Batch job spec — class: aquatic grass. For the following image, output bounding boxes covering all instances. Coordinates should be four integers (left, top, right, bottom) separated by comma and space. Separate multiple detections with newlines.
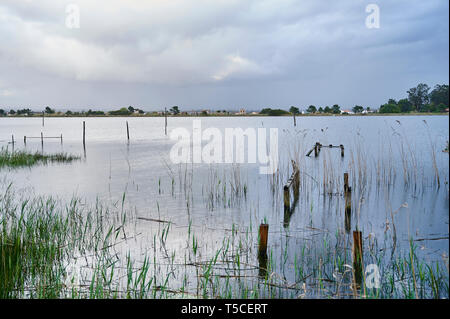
0, 148, 80, 169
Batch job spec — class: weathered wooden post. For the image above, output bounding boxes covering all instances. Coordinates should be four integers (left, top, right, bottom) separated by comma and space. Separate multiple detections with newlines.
60, 134, 63, 144
345, 191, 352, 234
293, 169, 300, 199
24, 136, 27, 145
164, 107, 168, 136
340, 144, 344, 157
40, 132, 43, 145
344, 172, 351, 193
293, 112, 296, 127
283, 185, 290, 213
314, 142, 322, 157
42, 111, 45, 127
258, 224, 269, 257
258, 223, 269, 277
126, 121, 130, 141
352, 230, 363, 286
83, 121, 86, 148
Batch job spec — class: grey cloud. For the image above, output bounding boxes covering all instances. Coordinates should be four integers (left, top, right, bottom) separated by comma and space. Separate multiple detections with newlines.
0, 0, 448, 110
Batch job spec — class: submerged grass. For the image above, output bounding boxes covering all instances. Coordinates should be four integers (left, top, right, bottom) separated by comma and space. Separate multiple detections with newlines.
1, 180, 448, 299
0, 148, 80, 169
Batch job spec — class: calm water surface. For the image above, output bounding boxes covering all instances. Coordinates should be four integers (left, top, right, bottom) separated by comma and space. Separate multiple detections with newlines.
1, 115, 448, 297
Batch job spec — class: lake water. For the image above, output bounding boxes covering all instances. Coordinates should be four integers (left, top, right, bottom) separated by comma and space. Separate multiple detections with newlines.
0, 115, 448, 298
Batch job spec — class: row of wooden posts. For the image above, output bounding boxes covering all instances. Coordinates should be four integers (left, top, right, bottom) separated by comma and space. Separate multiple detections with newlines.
9, 133, 63, 147
306, 142, 345, 157
12, 116, 169, 151
257, 169, 364, 286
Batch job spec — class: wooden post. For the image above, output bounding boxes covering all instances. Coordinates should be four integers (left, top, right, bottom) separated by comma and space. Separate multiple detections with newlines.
258, 224, 269, 278
164, 107, 168, 136
344, 172, 351, 193
345, 192, 352, 234
11, 135, 14, 145
293, 112, 296, 127
314, 142, 322, 157
352, 230, 363, 286
40, 132, 43, 144
42, 111, 44, 127
258, 224, 269, 257
293, 169, 300, 200
24, 136, 27, 145
340, 144, 344, 157
126, 121, 130, 141
283, 185, 290, 212
60, 134, 63, 144
83, 121, 86, 147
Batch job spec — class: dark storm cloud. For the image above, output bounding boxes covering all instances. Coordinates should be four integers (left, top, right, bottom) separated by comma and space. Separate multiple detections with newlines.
0, 0, 448, 111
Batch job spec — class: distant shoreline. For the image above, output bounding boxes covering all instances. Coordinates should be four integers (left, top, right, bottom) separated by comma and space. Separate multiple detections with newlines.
1, 112, 448, 118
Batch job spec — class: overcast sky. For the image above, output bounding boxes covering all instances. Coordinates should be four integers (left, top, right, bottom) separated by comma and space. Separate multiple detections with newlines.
0, 0, 448, 111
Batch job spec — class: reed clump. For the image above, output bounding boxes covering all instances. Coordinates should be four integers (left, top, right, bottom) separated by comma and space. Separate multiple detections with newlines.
0, 148, 80, 168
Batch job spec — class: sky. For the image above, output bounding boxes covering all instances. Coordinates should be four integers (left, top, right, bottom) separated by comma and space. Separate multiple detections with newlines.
0, 0, 448, 112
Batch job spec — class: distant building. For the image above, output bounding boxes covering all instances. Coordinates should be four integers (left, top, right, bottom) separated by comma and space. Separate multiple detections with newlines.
341, 110, 354, 114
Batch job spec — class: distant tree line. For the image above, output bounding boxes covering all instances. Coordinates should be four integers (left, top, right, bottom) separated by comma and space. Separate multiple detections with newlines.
379, 83, 448, 113
1, 85, 448, 117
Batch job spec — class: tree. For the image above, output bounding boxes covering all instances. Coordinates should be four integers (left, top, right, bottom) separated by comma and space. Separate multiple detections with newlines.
289, 106, 300, 114
170, 106, 180, 115
379, 103, 400, 113
318, 107, 324, 113
260, 108, 272, 114
430, 84, 449, 107
352, 105, 364, 113
332, 104, 340, 114
109, 107, 131, 116
17, 108, 32, 115
388, 99, 397, 105
324, 106, 331, 113
0, 109, 5, 116
407, 83, 430, 111
9, 109, 16, 115
436, 103, 447, 112
306, 105, 317, 113
397, 98, 413, 113
267, 109, 289, 116
45, 106, 55, 114
87, 109, 105, 116
128, 106, 135, 113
